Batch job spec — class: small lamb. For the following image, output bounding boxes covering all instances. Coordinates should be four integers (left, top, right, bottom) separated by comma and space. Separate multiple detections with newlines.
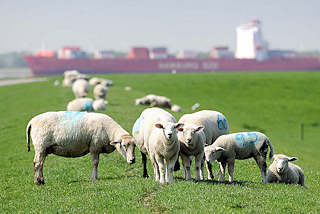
72, 79, 90, 98
171, 104, 182, 112
93, 84, 108, 100
132, 107, 182, 184
67, 98, 93, 111
26, 111, 136, 185
204, 132, 274, 183
178, 110, 229, 179
177, 123, 206, 181
267, 154, 308, 188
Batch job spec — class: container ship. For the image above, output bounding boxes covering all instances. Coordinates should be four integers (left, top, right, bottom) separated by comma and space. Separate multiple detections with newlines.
24, 20, 320, 76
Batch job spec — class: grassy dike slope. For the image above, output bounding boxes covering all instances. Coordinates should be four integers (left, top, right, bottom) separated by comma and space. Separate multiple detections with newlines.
0, 72, 319, 213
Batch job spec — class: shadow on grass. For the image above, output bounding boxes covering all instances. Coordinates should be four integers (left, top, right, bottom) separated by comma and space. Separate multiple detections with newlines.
67, 175, 137, 184
175, 176, 258, 187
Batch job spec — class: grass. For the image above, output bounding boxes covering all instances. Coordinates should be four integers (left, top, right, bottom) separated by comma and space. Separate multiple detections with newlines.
0, 71, 320, 213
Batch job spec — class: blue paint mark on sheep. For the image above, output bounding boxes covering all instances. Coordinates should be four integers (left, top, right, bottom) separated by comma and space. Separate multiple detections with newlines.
133, 116, 144, 133
217, 114, 228, 130
84, 101, 93, 111
61, 111, 86, 128
235, 132, 259, 148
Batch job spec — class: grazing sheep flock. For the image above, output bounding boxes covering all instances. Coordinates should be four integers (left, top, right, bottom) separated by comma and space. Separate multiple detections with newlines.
25, 70, 308, 189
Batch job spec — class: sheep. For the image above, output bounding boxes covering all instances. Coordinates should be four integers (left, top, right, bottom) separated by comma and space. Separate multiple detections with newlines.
204, 132, 274, 183
132, 107, 182, 184
93, 84, 108, 100
135, 94, 172, 109
26, 111, 136, 185
89, 77, 113, 86
92, 99, 107, 111
76, 73, 89, 81
177, 110, 229, 179
72, 79, 90, 98
267, 154, 308, 188
171, 104, 182, 112
63, 70, 79, 87
67, 98, 93, 111
177, 123, 206, 181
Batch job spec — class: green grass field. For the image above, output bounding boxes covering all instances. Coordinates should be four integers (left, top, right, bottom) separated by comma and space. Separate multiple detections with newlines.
1, 72, 320, 213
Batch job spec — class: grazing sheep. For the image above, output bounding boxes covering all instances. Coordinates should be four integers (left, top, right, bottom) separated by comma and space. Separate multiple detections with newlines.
204, 132, 274, 183
171, 104, 182, 112
72, 79, 90, 98
67, 98, 93, 111
267, 154, 308, 188
63, 70, 80, 87
132, 107, 182, 184
92, 99, 107, 111
135, 94, 172, 109
178, 110, 229, 179
76, 73, 89, 81
89, 77, 113, 86
26, 111, 136, 185
93, 84, 108, 100
177, 123, 206, 181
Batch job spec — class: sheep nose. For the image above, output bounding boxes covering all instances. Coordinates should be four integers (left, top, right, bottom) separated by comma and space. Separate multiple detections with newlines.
186, 139, 192, 144
168, 133, 172, 138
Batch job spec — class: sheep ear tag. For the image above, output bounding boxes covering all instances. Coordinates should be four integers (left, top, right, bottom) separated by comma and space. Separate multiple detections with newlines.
110, 140, 121, 146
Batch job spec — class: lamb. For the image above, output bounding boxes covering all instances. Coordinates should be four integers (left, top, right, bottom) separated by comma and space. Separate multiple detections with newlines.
67, 98, 93, 111
267, 154, 308, 188
177, 123, 206, 181
135, 94, 172, 109
93, 84, 108, 100
132, 107, 182, 184
72, 79, 90, 98
26, 111, 136, 185
92, 99, 107, 111
177, 110, 229, 179
204, 132, 274, 183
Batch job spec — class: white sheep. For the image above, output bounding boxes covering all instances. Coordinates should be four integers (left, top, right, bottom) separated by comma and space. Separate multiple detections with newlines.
204, 132, 274, 183
89, 77, 113, 87
67, 98, 93, 111
177, 123, 206, 181
267, 154, 308, 188
132, 107, 182, 184
93, 84, 108, 100
92, 99, 107, 111
135, 94, 172, 109
63, 70, 80, 87
178, 110, 229, 179
72, 79, 90, 98
26, 111, 136, 185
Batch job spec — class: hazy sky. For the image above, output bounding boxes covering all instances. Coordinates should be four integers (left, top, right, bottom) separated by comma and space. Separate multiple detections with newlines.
1, 0, 319, 54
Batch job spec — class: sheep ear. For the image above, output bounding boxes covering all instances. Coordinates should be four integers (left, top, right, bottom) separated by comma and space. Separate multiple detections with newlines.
215, 146, 225, 152
175, 123, 184, 129
288, 157, 298, 162
155, 123, 164, 129
196, 126, 204, 132
110, 140, 121, 145
177, 128, 184, 132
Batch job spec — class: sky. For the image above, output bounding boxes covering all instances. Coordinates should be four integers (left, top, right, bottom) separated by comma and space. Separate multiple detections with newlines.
1, 0, 319, 54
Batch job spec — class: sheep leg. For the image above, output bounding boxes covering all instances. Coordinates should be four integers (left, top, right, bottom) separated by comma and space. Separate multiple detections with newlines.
194, 152, 204, 181
33, 150, 46, 185
199, 158, 205, 180
218, 162, 227, 182
90, 152, 99, 181
141, 152, 149, 178
227, 160, 235, 182
166, 157, 177, 184
181, 153, 192, 180
155, 155, 165, 184
174, 158, 180, 171
254, 156, 267, 183
149, 153, 159, 181
205, 157, 214, 180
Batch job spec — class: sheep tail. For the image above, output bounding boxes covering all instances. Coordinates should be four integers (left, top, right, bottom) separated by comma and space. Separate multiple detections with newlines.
265, 138, 274, 160
26, 122, 31, 152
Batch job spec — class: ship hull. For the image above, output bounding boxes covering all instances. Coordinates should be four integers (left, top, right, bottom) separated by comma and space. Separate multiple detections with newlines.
24, 55, 320, 76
